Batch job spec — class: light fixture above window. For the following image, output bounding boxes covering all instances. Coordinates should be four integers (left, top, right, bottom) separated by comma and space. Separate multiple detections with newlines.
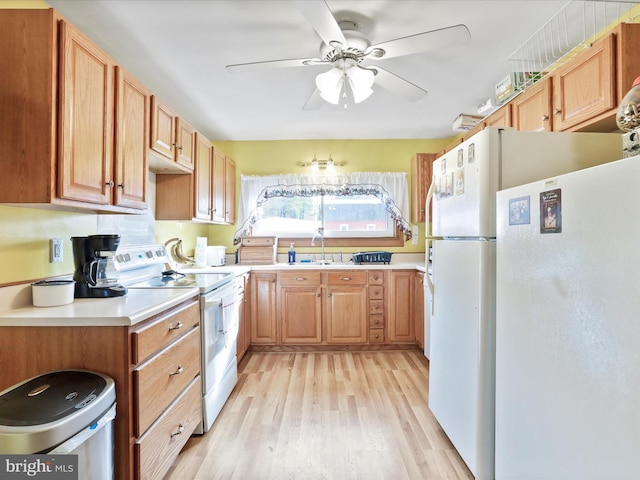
297, 155, 346, 172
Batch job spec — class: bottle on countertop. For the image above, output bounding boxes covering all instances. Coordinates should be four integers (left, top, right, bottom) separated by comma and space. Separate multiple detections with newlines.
288, 243, 296, 264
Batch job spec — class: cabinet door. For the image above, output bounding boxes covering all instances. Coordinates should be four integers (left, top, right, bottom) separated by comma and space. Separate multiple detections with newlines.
194, 133, 213, 221
388, 271, 415, 343
150, 96, 176, 161
511, 77, 552, 132
58, 20, 114, 204
325, 285, 367, 344
224, 157, 236, 224
211, 147, 227, 224
411, 153, 435, 223
552, 34, 615, 131
114, 67, 148, 209
175, 118, 196, 170
280, 286, 322, 344
414, 272, 425, 349
485, 104, 512, 128
250, 272, 278, 344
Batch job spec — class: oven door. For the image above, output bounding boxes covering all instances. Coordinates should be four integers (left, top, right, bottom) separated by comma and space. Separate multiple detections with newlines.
201, 284, 239, 395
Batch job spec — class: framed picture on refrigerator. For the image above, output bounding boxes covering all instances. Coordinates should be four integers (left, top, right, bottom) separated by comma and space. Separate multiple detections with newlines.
540, 189, 561, 233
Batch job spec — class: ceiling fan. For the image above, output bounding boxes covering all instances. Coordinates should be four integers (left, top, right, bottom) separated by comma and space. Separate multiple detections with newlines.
226, 0, 472, 109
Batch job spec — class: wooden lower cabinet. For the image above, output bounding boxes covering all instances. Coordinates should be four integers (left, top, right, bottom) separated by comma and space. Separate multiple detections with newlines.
250, 271, 278, 344
325, 284, 368, 344
0, 297, 200, 480
388, 271, 416, 344
252, 269, 416, 347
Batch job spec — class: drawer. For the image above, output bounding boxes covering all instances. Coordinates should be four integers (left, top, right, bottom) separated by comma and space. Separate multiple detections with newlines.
279, 271, 321, 287
241, 236, 276, 246
369, 300, 384, 315
326, 271, 367, 285
370, 328, 385, 344
368, 285, 384, 300
135, 376, 202, 480
368, 270, 385, 285
369, 314, 385, 328
132, 301, 199, 364
134, 326, 201, 436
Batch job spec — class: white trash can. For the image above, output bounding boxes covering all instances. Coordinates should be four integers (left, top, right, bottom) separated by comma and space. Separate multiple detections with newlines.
0, 370, 116, 479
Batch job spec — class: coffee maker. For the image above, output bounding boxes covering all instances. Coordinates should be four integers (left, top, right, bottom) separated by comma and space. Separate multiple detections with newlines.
71, 234, 128, 298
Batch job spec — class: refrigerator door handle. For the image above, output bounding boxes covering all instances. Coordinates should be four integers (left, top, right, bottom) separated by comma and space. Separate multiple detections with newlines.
425, 178, 438, 310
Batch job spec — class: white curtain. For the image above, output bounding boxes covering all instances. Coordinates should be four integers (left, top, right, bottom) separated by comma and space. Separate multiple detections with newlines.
235, 172, 411, 243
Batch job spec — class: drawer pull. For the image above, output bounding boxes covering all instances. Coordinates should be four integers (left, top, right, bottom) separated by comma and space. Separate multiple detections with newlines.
169, 365, 184, 377
168, 321, 183, 331
374, 334, 380, 339
340, 277, 352, 281
296, 277, 307, 281
171, 423, 185, 438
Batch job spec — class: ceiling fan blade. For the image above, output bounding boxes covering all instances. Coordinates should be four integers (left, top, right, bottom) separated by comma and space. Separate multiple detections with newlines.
293, 0, 347, 49
302, 89, 325, 110
368, 24, 471, 60
373, 67, 427, 102
226, 58, 327, 73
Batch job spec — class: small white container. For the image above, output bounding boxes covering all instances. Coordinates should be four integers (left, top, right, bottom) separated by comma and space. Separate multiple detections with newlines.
31, 280, 75, 307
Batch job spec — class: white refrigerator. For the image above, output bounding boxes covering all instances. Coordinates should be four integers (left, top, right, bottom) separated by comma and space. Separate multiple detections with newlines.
426, 127, 623, 480
495, 156, 640, 479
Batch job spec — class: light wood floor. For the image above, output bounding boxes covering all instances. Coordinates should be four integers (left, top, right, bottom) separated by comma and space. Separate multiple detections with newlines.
165, 350, 473, 480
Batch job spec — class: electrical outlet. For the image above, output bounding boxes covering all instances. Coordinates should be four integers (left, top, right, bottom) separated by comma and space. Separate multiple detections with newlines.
411, 225, 419, 245
50, 238, 63, 263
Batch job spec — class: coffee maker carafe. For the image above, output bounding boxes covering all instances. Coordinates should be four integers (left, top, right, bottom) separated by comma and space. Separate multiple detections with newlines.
71, 234, 128, 298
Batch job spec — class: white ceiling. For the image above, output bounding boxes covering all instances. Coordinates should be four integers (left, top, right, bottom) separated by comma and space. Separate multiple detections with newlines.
46, 0, 607, 141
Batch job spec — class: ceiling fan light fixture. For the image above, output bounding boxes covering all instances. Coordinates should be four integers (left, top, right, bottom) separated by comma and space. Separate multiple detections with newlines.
347, 66, 375, 103
316, 68, 343, 104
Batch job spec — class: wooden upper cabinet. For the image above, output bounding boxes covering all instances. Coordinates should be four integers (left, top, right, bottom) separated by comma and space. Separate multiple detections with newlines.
211, 147, 226, 224
552, 33, 615, 131
224, 157, 237, 224
485, 104, 512, 128
58, 20, 115, 205
176, 118, 196, 170
194, 134, 213, 221
410, 153, 435, 223
114, 67, 149, 210
211, 146, 236, 225
149, 96, 194, 173
511, 76, 552, 132
0, 10, 146, 213
150, 97, 176, 162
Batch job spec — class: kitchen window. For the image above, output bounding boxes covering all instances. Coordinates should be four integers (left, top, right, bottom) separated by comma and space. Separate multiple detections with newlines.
235, 172, 412, 246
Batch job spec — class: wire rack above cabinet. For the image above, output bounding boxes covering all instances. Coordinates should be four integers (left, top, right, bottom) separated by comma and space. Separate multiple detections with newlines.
507, 0, 640, 91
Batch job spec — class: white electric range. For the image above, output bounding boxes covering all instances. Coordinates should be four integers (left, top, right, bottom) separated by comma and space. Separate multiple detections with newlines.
116, 244, 240, 434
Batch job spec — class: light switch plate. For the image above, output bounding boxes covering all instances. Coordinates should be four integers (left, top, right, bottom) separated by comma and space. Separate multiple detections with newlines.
50, 238, 63, 263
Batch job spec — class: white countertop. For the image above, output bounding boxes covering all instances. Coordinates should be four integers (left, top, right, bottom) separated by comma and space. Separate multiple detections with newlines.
0, 287, 199, 327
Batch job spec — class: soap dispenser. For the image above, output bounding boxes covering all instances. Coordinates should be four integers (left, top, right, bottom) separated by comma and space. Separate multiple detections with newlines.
288, 243, 296, 264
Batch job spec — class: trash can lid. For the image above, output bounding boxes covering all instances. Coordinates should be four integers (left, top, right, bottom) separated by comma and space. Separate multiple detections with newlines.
0, 371, 110, 427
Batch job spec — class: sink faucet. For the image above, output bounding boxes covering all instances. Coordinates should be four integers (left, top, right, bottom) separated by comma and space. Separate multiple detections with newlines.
311, 226, 327, 263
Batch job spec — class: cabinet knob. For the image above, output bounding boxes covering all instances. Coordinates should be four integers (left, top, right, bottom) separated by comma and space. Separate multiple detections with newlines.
169, 365, 184, 377
168, 321, 183, 331
178, 145, 183, 151
542, 114, 549, 121
317, 292, 321, 297
374, 334, 380, 339
172, 143, 178, 147
373, 275, 379, 281
117, 183, 124, 189
105, 180, 115, 187
171, 423, 185, 438
327, 292, 332, 297
554, 108, 562, 115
